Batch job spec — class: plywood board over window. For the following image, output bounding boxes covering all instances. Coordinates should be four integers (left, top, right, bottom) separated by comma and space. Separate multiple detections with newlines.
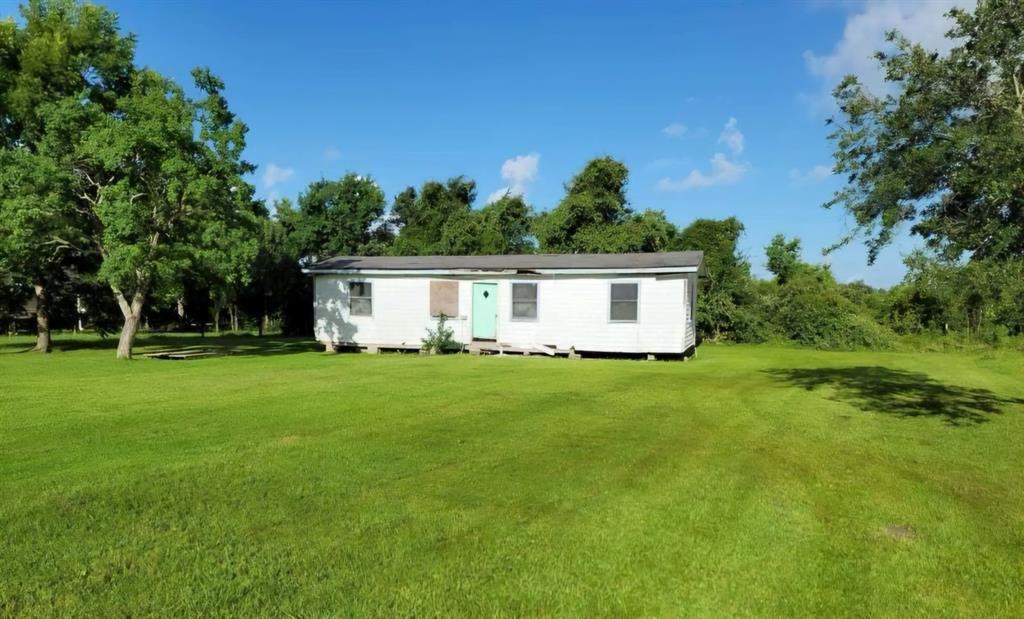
430, 280, 459, 317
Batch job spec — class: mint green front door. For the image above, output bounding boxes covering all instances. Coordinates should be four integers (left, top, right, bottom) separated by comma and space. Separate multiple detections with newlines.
472, 283, 498, 339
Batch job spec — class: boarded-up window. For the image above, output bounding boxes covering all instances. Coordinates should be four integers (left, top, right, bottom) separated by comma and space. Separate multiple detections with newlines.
609, 282, 639, 322
349, 281, 372, 316
430, 281, 459, 317
511, 283, 538, 320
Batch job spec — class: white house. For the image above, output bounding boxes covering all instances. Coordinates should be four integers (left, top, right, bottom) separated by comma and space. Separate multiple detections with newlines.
304, 252, 703, 357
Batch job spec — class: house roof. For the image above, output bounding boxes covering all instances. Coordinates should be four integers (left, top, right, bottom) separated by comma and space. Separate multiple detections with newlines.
305, 251, 704, 274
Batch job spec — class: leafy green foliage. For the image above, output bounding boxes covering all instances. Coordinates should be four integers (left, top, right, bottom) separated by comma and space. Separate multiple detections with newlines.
476, 194, 534, 254
534, 157, 677, 253
237, 211, 306, 335
75, 66, 256, 356
0, 0, 136, 350
675, 217, 759, 341
772, 266, 895, 350
765, 234, 801, 284
391, 177, 479, 255
288, 174, 390, 263
533, 157, 629, 252
420, 313, 462, 353
1, 0, 134, 146
826, 0, 1024, 262
390, 177, 533, 256
885, 252, 1024, 340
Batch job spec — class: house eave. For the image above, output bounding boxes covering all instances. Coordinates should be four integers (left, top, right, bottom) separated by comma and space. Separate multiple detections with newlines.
302, 266, 700, 276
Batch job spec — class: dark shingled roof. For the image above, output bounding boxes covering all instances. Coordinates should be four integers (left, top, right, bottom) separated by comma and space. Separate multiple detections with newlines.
306, 251, 703, 273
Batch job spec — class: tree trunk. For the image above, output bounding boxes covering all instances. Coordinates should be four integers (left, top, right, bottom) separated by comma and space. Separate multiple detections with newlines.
212, 305, 222, 334
117, 311, 141, 359
33, 283, 51, 353
259, 292, 268, 337
114, 289, 146, 360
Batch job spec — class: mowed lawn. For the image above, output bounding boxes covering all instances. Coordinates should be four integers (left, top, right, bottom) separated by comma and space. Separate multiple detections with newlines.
2, 336, 1023, 616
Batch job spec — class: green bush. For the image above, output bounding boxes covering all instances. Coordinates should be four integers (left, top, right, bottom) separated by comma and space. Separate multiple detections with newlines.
771, 267, 896, 350
421, 313, 462, 354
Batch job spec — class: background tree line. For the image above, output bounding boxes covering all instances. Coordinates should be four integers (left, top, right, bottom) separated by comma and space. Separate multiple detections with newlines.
2, 0, 1022, 356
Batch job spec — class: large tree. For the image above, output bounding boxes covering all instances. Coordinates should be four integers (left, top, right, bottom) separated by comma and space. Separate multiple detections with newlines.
390, 177, 479, 255
533, 157, 630, 252
76, 68, 254, 358
535, 157, 679, 253
476, 194, 534, 254
676, 217, 755, 340
289, 174, 390, 263
826, 0, 1024, 262
0, 0, 134, 351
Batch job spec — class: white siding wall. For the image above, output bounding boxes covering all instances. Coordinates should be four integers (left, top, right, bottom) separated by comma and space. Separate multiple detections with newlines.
684, 272, 697, 350
314, 273, 692, 354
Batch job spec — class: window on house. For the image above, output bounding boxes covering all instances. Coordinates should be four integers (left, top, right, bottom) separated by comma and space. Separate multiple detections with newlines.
609, 282, 638, 322
349, 281, 372, 316
511, 283, 538, 320
430, 280, 459, 317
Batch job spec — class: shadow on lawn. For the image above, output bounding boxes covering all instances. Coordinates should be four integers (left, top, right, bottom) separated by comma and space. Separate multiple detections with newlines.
765, 366, 1024, 426
1, 334, 321, 357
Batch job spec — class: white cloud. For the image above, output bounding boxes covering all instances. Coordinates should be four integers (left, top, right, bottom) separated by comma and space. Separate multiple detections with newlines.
262, 163, 295, 188
658, 118, 748, 191
662, 122, 688, 138
803, 0, 971, 110
789, 164, 834, 183
486, 187, 512, 204
502, 153, 539, 192
658, 153, 747, 191
486, 152, 540, 204
718, 117, 744, 155
324, 146, 341, 161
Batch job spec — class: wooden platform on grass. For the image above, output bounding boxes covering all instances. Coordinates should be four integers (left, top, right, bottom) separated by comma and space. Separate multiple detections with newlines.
142, 348, 219, 360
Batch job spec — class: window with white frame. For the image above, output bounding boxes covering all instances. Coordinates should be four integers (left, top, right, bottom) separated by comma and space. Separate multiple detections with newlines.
609, 282, 638, 322
511, 283, 538, 320
349, 281, 372, 316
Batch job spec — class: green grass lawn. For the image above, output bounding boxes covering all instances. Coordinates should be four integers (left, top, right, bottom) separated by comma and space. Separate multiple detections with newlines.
2, 334, 1023, 616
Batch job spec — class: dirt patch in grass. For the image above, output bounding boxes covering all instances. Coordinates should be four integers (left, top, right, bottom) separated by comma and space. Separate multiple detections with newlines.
884, 524, 917, 541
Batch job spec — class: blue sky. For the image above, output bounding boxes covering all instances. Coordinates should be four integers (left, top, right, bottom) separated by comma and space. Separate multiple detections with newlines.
2, 0, 970, 286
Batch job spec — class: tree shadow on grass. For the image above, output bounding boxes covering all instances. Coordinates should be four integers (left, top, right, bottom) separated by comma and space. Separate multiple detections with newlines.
764, 366, 1024, 426
137, 335, 323, 358
0, 334, 322, 357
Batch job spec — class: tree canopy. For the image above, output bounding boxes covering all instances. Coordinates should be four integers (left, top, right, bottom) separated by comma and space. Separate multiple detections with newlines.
75, 67, 256, 357
388, 177, 533, 256
0, 0, 135, 351
534, 157, 683, 253
287, 174, 390, 263
826, 0, 1024, 262
765, 234, 802, 284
